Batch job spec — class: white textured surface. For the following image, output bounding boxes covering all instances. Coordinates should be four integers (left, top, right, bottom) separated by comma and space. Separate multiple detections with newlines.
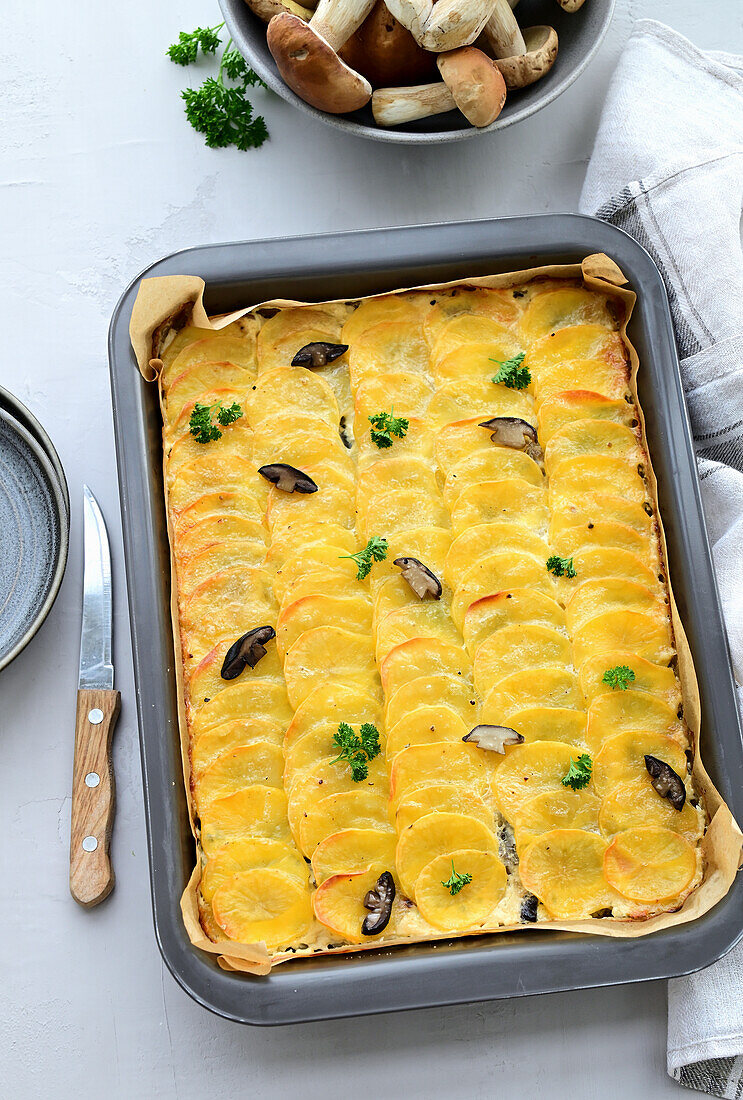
2, 1, 741, 1096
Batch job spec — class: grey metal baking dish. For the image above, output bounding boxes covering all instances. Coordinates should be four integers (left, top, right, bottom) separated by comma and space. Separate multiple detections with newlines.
109, 215, 743, 1025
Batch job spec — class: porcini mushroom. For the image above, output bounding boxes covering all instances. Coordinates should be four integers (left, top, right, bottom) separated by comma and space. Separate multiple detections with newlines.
361, 870, 395, 935
420, 0, 497, 52
221, 626, 276, 680
463, 725, 524, 753
258, 463, 319, 493
478, 416, 544, 469
520, 893, 539, 922
243, 0, 314, 23
267, 2, 374, 114
494, 26, 558, 89
394, 556, 442, 599
644, 755, 687, 811
383, 0, 434, 44
291, 340, 348, 367
372, 46, 506, 128
556, 0, 586, 11
483, 0, 526, 57
340, 1, 438, 86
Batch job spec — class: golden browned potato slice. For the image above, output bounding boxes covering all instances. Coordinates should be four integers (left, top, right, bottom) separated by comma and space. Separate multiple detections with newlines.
375, 601, 463, 661
513, 788, 601, 851
586, 690, 684, 754
386, 707, 470, 762
342, 295, 425, 345
178, 541, 267, 599
557, 550, 663, 604
415, 849, 507, 932
553, 494, 653, 538
180, 566, 276, 666
538, 390, 636, 443
175, 490, 265, 541
201, 838, 307, 904
385, 673, 477, 730
169, 456, 265, 517
279, 571, 364, 611
257, 305, 343, 347
544, 420, 643, 476
188, 641, 283, 710
313, 862, 397, 943
368, 526, 451, 592
571, 610, 674, 668
299, 791, 391, 857
483, 668, 582, 724
200, 786, 291, 855
195, 742, 285, 813
349, 320, 428, 388
212, 868, 312, 947
164, 360, 255, 425
603, 826, 697, 903
550, 455, 646, 510
433, 342, 520, 388
535, 359, 631, 407
390, 743, 492, 809
462, 588, 566, 655
565, 579, 668, 635
521, 288, 616, 340
253, 426, 353, 476
430, 315, 521, 370
277, 595, 372, 659
444, 450, 544, 510
311, 829, 397, 885
592, 730, 688, 798
190, 680, 292, 737
599, 780, 702, 842
519, 829, 615, 919
528, 324, 626, 372
354, 372, 433, 424
450, 479, 549, 535
284, 683, 381, 750
273, 545, 361, 602
372, 574, 449, 624
492, 740, 581, 820
380, 638, 471, 699
192, 718, 284, 779
452, 554, 555, 629
506, 707, 586, 747
428, 379, 533, 431
251, 366, 340, 428
265, 523, 357, 569
579, 651, 681, 709
396, 784, 493, 833
446, 526, 550, 592
395, 811, 498, 898
287, 759, 388, 844
550, 518, 654, 563
161, 326, 257, 389
177, 514, 266, 562
435, 416, 537, 475
283, 627, 379, 709
358, 456, 439, 502
166, 423, 254, 482
423, 288, 520, 347
358, 488, 449, 543
474, 625, 571, 696
258, 328, 348, 394
266, 471, 356, 539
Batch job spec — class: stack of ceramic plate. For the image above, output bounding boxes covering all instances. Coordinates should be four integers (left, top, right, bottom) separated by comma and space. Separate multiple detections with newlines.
0, 386, 69, 672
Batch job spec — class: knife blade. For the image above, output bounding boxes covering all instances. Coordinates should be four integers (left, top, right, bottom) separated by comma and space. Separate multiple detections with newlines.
69, 486, 120, 908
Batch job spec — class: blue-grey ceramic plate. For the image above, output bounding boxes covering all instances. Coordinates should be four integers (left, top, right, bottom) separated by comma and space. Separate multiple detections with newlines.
0, 407, 69, 671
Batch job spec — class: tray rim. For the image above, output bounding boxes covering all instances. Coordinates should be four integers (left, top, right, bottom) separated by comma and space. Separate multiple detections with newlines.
109, 214, 743, 1025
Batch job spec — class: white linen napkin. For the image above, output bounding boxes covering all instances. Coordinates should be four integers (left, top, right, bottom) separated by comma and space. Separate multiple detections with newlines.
579, 18, 743, 1097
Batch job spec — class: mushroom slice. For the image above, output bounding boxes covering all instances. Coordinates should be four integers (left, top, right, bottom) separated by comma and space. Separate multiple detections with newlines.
394, 556, 442, 600
494, 26, 558, 90
520, 893, 539, 922
463, 724, 524, 753
267, 12, 372, 114
644, 754, 686, 811
479, 416, 544, 470
258, 463, 319, 494
221, 626, 277, 680
291, 341, 349, 368
361, 870, 396, 935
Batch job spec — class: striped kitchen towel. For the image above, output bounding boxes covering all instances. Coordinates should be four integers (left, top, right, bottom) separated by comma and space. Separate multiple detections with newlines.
579, 19, 743, 1098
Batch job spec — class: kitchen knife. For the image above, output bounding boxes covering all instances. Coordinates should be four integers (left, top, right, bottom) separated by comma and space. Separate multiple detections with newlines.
69, 486, 120, 907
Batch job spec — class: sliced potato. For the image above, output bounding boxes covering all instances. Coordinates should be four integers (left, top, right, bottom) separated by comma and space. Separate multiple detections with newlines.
585, 690, 684, 754
190, 680, 292, 737
166, 424, 254, 482
358, 487, 448, 543
521, 288, 616, 340
390, 742, 492, 808
423, 288, 520, 347
579, 651, 681, 709
176, 514, 265, 563
356, 416, 435, 465
550, 518, 653, 563
375, 601, 462, 661
251, 366, 340, 428
527, 323, 627, 373
311, 829, 397, 885
571, 610, 674, 668
178, 541, 266, 599
452, 553, 555, 629
433, 341, 519, 388
592, 730, 688, 798
603, 826, 696, 903
164, 361, 254, 425
354, 371, 433, 424
267, 478, 356, 538
358, 456, 439, 503
462, 588, 565, 655
565, 579, 668, 635
557, 549, 663, 602
192, 718, 283, 778
212, 868, 312, 947
482, 668, 581, 723
598, 780, 702, 843
160, 323, 256, 388
450, 478, 549, 535
434, 415, 536, 475
180, 566, 276, 666
446, 525, 550, 592
430, 314, 521, 369
169, 456, 264, 516
380, 638, 470, 699
265, 523, 356, 568
474, 624, 571, 696
195, 742, 284, 812
284, 683, 381, 751
385, 673, 477, 730
284, 722, 385, 781
187, 639, 283, 707
283, 627, 379, 709
544, 419, 642, 475
538, 390, 636, 443
415, 848, 507, 931
200, 786, 291, 856
368, 526, 451, 592
273, 545, 361, 601
342, 295, 424, 345
174, 490, 265, 541
349, 320, 428, 388
506, 707, 586, 746
166, 388, 247, 443
552, 493, 653, 537
519, 829, 614, 919
444, 449, 544, 509
313, 862, 397, 943
396, 783, 494, 833
277, 594, 372, 658
299, 790, 391, 857
514, 787, 600, 849
386, 707, 470, 762
492, 740, 580, 820
428, 378, 533, 430
201, 838, 307, 904
550, 455, 646, 511
395, 811, 498, 898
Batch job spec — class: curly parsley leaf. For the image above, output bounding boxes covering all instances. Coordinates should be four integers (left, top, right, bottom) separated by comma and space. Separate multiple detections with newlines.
340, 536, 388, 580
167, 24, 223, 65
331, 722, 381, 782
490, 352, 531, 390
561, 753, 593, 791
546, 554, 577, 579
602, 665, 636, 691
189, 400, 243, 444
368, 409, 409, 450
441, 861, 473, 896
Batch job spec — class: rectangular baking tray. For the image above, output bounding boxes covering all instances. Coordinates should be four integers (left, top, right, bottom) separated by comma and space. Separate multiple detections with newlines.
109, 215, 743, 1025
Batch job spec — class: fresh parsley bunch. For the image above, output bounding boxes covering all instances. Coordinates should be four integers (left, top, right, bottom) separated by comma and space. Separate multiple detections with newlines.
331, 722, 382, 782
368, 409, 409, 450
189, 400, 243, 443
341, 536, 388, 580
168, 23, 268, 151
490, 352, 531, 390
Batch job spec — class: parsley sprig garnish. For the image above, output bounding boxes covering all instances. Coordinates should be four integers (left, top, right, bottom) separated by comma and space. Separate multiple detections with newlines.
546, 554, 576, 579
368, 408, 409, 450
331, 722, 381, 782
561, 754, 593, 791
441, 861, 472, 896
168, 23, 268, 151
340, 536, 388, 580
189, 400, 243, 443
602, 665, 636, 691
490, 352, 531, 390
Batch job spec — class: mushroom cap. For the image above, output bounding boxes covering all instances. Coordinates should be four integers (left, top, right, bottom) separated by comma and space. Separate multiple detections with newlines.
267, 12, 372, 114
493, 26, 558, 90
341, 1, 438, 87
556, 0, 585, 11
436, 47, 507, 128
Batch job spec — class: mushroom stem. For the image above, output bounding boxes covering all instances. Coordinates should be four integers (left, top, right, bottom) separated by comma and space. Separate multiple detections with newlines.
310, 0, 376, 50
383, 0, 434, 44
372, 81, 455, 126
483, 0, 526, 58
420, 0, 496, 52
244, 0, 315, 21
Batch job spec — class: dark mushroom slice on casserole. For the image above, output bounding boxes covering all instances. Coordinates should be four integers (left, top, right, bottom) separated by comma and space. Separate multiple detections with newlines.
221, 626, 277, 680
361, 870, 396, 935
644, 754, 687, 810
258, 463, 319, 494
394, 556, 442, 599
463, 724, 524, 754
479, 416, 545, 471
291, 341, 349, 368
520, 893, 539, 923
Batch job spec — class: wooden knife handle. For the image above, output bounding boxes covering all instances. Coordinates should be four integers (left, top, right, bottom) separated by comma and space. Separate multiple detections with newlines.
70, 688, 120, 908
